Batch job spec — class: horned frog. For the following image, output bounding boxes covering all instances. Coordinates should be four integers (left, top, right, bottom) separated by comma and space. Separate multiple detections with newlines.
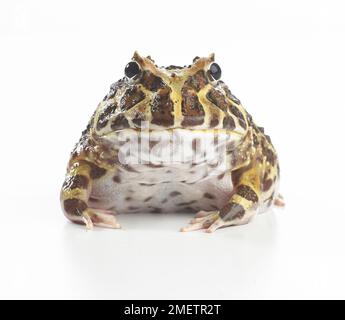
60, 52, 284, 232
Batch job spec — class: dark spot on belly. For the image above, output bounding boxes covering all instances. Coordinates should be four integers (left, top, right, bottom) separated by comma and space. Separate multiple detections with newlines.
177, 200, 197, 206
64, 199, 87, 216
183, 206, 196, 213
217, 172, 226, 180
113, 174, 121, 183
89, 197, 99, 203
170, 191, 181, 197
237, 185, 259, 202
128, 206, 139, 211
146, 162, 164, 168
161, 198, 168, 203
204, 192, 215, 199
139, 183, 155, 186
125, 197, 132, 201
150, 207, 162, 213
144, 196, 153, 202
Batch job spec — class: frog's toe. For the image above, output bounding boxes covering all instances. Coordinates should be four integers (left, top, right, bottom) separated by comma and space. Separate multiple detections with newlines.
86, 209, 122, 229
205, 218, 227, 233
194, 210, 214, 218
180, 211, 220, 232
274, 194, 285, 207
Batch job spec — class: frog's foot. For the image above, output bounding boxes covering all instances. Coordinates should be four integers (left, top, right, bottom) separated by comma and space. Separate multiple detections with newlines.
82, 209, 121, 230
180, 211, 227, 233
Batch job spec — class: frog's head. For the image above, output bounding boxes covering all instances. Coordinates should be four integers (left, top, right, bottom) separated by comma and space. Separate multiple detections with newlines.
93, 52, 249, 141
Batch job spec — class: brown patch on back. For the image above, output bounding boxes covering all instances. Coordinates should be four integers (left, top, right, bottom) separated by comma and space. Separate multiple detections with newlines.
229, 105, 247, 129
222, 84, 241, 104
140, 71, 166, 91
184, 70, 208, 91
181, 89, 205, 126
207, 88, 229, 112
204, 192, 215, 199
132, 111, 146, 127
223, 115, 236, 130
111, 114, 130, 130
120, 87, 145, 110
209, 113, 219, 128
151, 87, 175, 127
97, 103, 116, 130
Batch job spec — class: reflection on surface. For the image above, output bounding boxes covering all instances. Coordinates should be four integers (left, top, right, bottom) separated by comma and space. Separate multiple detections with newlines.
62, 211, 278, 299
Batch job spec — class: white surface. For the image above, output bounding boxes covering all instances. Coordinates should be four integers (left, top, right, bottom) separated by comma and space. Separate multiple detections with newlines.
1, 0, 345, 299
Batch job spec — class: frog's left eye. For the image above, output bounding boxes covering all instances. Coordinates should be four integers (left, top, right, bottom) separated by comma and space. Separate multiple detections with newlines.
208, 63, 222, 81
125, 61, 141, 79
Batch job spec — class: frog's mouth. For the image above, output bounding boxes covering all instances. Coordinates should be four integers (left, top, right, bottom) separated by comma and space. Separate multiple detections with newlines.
97, 127, 245, 154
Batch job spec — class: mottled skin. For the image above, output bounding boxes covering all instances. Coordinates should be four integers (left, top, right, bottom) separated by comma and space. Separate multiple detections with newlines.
60, 52, 284, 232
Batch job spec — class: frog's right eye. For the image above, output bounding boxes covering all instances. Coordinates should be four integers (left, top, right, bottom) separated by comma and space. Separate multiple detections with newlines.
125, 61, 141, 79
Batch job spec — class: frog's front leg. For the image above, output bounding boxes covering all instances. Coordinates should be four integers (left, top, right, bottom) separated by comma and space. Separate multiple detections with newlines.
181, 165, 261, 233
60, 160, 121, 230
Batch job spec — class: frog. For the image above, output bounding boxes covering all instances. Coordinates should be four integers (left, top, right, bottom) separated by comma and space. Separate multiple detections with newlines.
60, 52, 284, 232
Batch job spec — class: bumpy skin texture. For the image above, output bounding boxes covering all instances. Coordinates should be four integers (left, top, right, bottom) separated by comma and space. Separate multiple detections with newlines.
60, 52, 283, 232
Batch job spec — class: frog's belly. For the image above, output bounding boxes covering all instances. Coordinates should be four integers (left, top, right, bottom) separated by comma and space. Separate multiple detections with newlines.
90, 163, 233, 214
90, 129, 236, 213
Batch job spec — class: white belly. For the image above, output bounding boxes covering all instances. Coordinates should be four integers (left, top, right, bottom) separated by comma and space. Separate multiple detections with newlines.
90, 129, 236, 214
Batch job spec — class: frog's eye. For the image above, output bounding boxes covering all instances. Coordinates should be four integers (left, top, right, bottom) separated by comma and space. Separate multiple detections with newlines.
125, 61, 141, 79
208, 63, 222, 81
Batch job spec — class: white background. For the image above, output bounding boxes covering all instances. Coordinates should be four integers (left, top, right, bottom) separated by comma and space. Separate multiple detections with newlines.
1, 0, 345, 299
